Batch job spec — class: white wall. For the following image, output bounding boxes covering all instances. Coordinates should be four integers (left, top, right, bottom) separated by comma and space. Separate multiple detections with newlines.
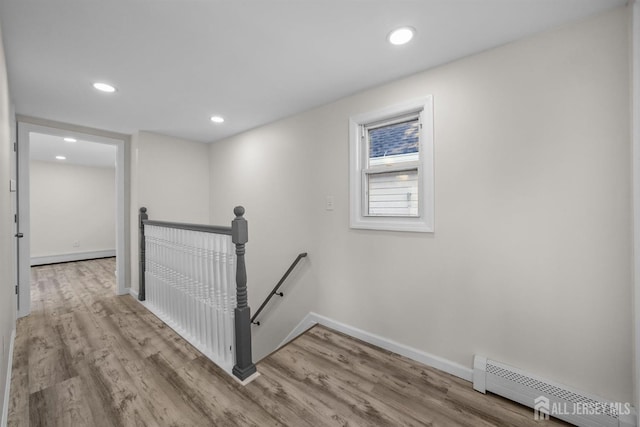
208, 120, 317, 364
129, 131, 210, 292
210, 6, 632, 404
0, 20, 16, 424
30, 160, 115, 259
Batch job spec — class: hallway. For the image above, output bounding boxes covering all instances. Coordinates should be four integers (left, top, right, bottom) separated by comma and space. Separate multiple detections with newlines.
8, 259, 568, 426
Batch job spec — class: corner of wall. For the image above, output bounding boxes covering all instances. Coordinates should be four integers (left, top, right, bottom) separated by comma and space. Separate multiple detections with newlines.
0, 19, 17, 426
129, 131, 141, 292
631, 0, 640, 415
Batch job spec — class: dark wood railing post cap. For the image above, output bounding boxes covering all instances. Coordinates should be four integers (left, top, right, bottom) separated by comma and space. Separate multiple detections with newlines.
140, 207, 147, 214
232, 206, 248, 244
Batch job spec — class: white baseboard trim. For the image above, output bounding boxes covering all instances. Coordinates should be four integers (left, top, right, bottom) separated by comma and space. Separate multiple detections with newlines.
280, 312, 473, 382
1, 328, 16, 427
31, 250, 116, 266
128, 288, 139, 300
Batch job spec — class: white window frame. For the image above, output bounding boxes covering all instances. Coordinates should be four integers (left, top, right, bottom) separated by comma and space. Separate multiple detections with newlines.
349, 96, 434, 232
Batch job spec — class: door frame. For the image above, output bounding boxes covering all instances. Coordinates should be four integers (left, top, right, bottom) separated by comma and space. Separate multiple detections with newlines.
9, 105, 17, 321
16, 117, 130, 317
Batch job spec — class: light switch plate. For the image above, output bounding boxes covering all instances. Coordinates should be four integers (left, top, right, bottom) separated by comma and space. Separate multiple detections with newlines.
9, 179, 16, 192
325, 196, 334, 211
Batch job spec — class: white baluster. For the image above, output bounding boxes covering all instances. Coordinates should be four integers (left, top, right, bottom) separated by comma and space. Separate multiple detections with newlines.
142, 222, 238, 373
225, 235, 235, 364
208, 232, 215, 354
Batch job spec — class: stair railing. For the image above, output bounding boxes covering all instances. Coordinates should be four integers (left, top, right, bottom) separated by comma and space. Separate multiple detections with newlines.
251, 252, 308, 326
138, 206, 256, 382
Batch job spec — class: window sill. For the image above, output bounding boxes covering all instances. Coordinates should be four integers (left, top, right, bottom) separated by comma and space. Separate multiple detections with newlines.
350, 216, 433, 233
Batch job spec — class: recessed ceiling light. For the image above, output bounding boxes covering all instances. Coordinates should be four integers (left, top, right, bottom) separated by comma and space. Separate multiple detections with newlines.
93, 82, 117, 93
388, 27, 415, 45
63, 137, 77, 142
55, 155, 66, 160
210, 115, 225, 124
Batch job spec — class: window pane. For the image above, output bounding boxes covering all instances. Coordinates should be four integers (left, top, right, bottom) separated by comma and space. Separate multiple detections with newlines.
367, 169, 418, 217
368, 119, 419, 166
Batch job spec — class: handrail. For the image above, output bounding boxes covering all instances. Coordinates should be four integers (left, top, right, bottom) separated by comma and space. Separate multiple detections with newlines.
251, 252, 308, 326
143, 219, 232, 235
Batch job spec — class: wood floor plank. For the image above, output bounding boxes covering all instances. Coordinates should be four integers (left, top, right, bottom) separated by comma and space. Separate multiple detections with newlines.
238, 372, 318, 427
56, 310, 110, 364
84, 347, 161, 427
119, 352, 214, 427
307, 325, 459, 392
27, 300, 76, 395
8, 258, 573, 427
72, 361, 120, 427
109, 311, 200, 371
256, 361, 366, 427
296, 328, 481, 426
174, 355, 283, 427
7, 318, 30, 427
29, 376, 95, 427
27, 300, 63, 354
284, 336, 459, 425
264, 348, 430, 426
28, 346, 77, 394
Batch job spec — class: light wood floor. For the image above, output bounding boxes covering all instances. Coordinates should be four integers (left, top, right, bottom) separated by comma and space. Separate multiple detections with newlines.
8, 258, 570, 426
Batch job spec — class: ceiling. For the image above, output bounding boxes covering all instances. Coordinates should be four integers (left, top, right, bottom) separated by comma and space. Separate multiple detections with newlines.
30, 133, 116, 168
0, 0, 627, 144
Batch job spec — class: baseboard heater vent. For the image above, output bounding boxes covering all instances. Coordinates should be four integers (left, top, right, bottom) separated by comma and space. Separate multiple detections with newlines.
473, 355, 636, 427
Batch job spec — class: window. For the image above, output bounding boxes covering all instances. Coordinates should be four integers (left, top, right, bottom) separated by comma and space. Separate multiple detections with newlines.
349, 96, 434, 232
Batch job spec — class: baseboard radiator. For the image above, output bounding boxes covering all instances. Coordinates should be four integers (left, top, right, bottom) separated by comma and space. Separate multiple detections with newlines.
473, 355, 636, 427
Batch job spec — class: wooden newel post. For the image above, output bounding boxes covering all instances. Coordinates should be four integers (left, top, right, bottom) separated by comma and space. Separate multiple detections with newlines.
138, 207, 148, 301
231, 206, 257, 381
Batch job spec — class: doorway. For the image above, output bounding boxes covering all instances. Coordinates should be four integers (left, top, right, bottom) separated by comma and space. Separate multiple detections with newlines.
16, 120, 129, 317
